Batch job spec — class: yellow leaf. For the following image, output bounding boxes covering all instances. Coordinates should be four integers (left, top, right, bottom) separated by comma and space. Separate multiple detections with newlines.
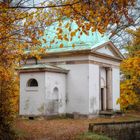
58, 35, 63, 40
65, 23, 70, 28
57, 28, 63, 34
70, 31, 76, 37
50, 40, 55, 44
59, 43, 63, 48
43, 38, 47, 43
38, 30, 44, 36
72, 44, 75, 48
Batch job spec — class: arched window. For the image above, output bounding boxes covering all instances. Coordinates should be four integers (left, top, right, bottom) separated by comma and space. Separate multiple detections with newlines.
53, 87, 59, 99
27, 79, 38, 87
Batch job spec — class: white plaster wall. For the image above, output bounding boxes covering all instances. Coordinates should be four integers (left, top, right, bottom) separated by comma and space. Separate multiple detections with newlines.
39, 55, 89, 64
89, 64, 100, 114
100, 67, 106, 88
45, 72, 66, 115
20, 72, 45, 116
23, 54, 120, 68
112, 68, 120, 110
89, 55, 120, 67
60, 64, 89, 115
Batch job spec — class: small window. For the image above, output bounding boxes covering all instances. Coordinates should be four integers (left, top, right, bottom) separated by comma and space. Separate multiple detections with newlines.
53, 87, 58, 94
52, 87, 59, 99
27, 79, 38, 87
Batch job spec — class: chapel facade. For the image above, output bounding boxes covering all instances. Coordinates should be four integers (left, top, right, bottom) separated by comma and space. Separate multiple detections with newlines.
19, 19, 123, 117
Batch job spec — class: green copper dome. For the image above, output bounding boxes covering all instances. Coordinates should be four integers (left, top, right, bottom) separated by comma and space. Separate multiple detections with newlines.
41, 18, 110, 53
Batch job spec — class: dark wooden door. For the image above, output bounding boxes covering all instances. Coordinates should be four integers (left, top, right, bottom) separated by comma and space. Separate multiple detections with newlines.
101, 88, 104, 111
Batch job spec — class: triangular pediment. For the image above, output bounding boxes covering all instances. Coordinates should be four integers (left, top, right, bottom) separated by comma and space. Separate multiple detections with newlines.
96, 46, 115, 56
91, 42, 124, 60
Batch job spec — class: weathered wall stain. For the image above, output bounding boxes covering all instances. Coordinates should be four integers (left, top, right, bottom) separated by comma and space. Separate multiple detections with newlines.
59, 99, 63, 107
24, 98, 29, 111
37, 103, 44, 113
90, 97, 97, 113
45, 100, 59, 115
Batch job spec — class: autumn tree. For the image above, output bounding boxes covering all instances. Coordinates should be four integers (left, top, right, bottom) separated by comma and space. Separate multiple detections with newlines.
0, 0, 136, 138
0, 1, 48, 138
118, 27, 140, 110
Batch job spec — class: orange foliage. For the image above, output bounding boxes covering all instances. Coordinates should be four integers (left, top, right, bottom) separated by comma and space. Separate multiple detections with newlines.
118, 28, 140, 110
0, 1, 46, 138
56, 0, 135, 34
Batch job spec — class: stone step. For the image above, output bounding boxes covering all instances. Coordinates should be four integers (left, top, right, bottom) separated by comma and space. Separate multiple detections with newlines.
99, 110, 114, 117
99, 110, 123, 117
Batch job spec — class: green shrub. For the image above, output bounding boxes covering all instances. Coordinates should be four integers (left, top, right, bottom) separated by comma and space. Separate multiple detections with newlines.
76, 132, 112, 140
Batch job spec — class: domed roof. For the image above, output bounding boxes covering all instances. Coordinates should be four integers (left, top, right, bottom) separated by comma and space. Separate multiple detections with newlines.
41, 18, 110, 53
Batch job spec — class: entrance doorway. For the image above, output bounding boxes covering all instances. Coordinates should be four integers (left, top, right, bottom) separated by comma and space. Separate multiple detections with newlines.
100, 67, 112, 111
101, 88, 104, 111
100, 68, 106, 111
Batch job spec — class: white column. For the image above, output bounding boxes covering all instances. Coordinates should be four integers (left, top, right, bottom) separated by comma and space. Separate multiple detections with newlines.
106, 67, 113, 110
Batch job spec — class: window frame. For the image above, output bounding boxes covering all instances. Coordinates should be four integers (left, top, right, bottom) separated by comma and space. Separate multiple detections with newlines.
27, 78, 38, 87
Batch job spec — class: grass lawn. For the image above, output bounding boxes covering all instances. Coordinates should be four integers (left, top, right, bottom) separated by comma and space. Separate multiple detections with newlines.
76, 132, 112, 140
13, 112, 140, 140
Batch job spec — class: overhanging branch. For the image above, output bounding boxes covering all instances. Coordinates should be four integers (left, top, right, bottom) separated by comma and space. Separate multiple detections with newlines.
2, 1, 81, 9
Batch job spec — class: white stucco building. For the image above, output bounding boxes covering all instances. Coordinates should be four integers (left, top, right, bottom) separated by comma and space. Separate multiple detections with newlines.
19, 19, 124, 117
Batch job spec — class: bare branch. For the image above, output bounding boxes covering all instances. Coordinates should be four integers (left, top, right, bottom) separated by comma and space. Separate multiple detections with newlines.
2, 1, 81, 9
